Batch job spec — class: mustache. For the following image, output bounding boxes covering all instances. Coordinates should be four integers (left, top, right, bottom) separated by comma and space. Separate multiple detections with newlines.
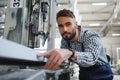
61, 31, 71, 36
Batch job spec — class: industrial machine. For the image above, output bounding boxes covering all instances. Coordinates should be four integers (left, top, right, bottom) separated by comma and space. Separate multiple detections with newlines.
4, 0, 55, 48
0, 0, 79, 80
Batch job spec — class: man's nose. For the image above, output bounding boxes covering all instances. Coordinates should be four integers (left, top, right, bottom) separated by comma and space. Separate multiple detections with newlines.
63, 26, 68, 31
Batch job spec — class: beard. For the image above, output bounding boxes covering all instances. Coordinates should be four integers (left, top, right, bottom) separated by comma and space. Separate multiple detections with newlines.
61, 29, 76, 41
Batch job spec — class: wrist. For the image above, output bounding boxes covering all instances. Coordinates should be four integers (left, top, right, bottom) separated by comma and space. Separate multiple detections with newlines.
68, 49, 75, 62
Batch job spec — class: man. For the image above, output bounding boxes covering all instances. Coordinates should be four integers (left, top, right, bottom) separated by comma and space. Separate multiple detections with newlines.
37, 9, 113, 80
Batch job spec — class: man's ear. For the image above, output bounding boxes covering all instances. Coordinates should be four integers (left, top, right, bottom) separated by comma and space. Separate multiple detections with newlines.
75, 21, 78, 28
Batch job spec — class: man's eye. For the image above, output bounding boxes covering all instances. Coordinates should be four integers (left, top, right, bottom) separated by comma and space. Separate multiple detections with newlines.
58, 25, 63, 28
66, 23, 71, 26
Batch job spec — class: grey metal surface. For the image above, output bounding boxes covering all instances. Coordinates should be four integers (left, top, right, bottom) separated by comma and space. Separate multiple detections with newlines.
0, 38, 38, 61
0, 69, 71, 80
0, 69, 43, 80
0, 38, 46, 66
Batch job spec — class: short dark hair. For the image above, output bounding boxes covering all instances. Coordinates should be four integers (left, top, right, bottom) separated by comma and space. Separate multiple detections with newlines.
56, 9, 75, 20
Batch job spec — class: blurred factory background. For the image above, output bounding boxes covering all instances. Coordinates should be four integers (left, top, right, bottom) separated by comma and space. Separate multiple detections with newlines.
0, 0, 120, 80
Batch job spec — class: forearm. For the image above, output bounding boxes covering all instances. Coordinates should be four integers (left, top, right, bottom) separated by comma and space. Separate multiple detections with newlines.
74, 51, 99, 67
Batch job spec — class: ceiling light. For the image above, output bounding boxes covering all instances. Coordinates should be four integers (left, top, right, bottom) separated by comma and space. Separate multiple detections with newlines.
112, 34, 120, 36
4, 6, 7, 9
57, 4, 61, 7
92, 3, 107, 6
89, 23, 100, 26
1, 26, 5, 28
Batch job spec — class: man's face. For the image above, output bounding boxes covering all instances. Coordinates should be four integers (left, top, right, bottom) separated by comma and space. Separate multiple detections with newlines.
57, 17, 77, 41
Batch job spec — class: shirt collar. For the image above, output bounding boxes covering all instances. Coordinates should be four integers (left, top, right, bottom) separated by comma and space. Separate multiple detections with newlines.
78, 26, 84, 43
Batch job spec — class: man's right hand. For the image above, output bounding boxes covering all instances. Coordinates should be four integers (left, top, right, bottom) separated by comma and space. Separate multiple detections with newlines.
36, 48, 72, 69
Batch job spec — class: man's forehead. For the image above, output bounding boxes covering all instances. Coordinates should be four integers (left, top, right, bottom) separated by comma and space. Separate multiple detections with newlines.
57, 17, 75, 23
